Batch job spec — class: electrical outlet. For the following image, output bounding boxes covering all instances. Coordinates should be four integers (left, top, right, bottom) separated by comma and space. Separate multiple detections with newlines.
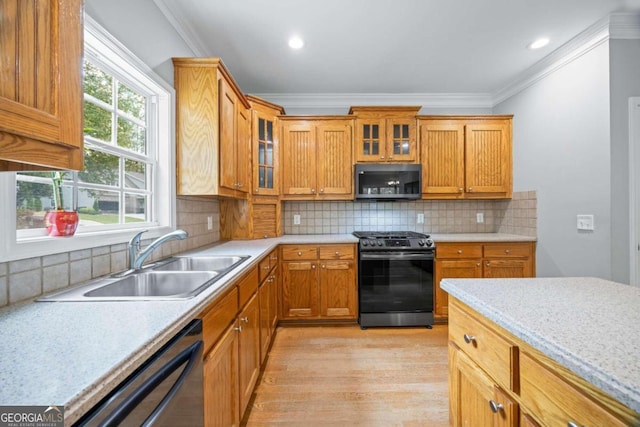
207, 215, 213, 230
476, 213, 484, 223
417, 213, 424, 224
293, 214, 301, 225
577, 214, 594, 231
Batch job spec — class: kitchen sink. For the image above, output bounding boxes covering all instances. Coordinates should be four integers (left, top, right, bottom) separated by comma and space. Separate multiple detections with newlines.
84, 271, 219, 299
37, 254, 250, 302
152, 255, 248, 272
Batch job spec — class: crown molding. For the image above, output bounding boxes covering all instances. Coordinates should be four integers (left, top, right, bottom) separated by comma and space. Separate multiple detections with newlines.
152, 0, 209, 56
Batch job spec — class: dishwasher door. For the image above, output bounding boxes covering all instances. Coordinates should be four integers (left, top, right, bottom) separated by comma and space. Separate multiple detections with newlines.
75, 319, 204, 427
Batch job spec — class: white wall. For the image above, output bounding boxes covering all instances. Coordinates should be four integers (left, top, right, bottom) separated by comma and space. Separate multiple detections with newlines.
609, 39, 640, 284
494, 42, 612, 278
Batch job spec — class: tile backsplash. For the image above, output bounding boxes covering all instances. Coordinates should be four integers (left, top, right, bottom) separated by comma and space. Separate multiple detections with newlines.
284, 190, 537, 237
0, 191, 536, 307
0, 196, 220, 307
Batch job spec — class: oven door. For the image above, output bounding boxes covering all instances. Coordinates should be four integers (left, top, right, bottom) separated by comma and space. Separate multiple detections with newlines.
358, 251, 434, 316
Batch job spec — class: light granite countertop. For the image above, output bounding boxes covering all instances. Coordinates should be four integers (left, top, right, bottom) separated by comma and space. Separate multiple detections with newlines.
0, 231, 531, 425
0, 234, 356, 425
431, 232, 536, 242
440, 277, 640, 414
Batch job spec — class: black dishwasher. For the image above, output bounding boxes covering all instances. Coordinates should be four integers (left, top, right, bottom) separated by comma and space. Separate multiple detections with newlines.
74, 319, 204, 427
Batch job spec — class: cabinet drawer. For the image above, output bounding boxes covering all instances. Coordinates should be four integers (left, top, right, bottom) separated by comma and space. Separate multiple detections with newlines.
201, 287, 238, 354
319, 244, 355, 260
281, 245, 318, 260
437, 243, 483, 259
484, 243, 532, 258
238, 266, 259, 309
520, 352, 626, 427
449, 301, 518, 392
258, 256, 271, 283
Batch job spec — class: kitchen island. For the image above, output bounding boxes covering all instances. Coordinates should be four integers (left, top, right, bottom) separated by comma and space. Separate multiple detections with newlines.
441, 276, 640, 426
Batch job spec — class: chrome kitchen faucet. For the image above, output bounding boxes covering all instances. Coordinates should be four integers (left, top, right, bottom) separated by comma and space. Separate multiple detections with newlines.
129, 229, 188, 270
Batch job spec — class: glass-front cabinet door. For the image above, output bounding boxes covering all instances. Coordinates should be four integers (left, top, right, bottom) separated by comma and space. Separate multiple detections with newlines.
350, 106, 420, 163
355, 119, 385, 162
386, 118, 416, 162
248, 95, 284, 196
256, 117, 275, 192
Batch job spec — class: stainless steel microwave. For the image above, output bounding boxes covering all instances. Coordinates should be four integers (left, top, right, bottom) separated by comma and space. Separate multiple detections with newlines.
355, 164, 422, 200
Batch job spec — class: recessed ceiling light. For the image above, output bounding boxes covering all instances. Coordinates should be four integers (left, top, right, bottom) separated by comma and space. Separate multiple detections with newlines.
288, 36, 304, 50
528, 38, 550, 50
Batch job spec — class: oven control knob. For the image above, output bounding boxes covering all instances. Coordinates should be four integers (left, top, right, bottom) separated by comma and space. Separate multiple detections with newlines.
377, 240, 383, 246
418, 240, 425, 246
362, 241, 368, 247
426, 239, 434, 247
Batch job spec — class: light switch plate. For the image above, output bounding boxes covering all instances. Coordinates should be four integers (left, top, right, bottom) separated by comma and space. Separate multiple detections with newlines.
417, 213, 424, 224
476, 213, 484, 223
577, 214, 594, 231
293, 214, 301, 225
207, 216, 213, 230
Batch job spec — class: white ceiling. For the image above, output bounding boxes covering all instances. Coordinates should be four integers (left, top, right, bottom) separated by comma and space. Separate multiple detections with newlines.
154, 0, 634, 96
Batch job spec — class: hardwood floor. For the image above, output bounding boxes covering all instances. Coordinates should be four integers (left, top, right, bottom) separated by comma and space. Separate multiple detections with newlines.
243, 324, 449, 426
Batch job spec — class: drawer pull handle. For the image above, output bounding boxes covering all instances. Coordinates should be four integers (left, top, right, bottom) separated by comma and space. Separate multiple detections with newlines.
457, 250, 463, 254
567, 422, 584, 427
463, 334, 476, 344
234, 326, 243, 332
241, 317, 249, 323
262, 266, 270, 270
488, 400, 503, 413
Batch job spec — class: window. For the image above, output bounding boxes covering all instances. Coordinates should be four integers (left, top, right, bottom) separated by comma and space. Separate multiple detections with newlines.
1, 15, 175, 261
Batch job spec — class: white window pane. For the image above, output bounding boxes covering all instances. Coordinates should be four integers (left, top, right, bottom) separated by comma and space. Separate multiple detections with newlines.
80, 148, 120, 187
125, 194, 147, 223
77, 189, 120, 226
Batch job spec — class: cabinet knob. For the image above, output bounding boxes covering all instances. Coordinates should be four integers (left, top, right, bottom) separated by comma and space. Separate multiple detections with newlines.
262, 265, 270, 270
234, 326, 243, 332
238, 183, 243, 188
488, 400, 504, 413
311, 188, 316, 194
255, 188, 259, 193
457, 250, 463, 254
271, 256, 278, 262
320, 188, 324, 193
463, 334, 476, 344
321, 264, 326, 269
311, 264, 316, 269
388, 155, 393, 159
297, 251, 302, 256
263, 234, 269, 239
505, 249, 511, 254
476, 263, 481, 267
458, 187, 463, 193
468, 187, 473, 192
486, 262, 491, 267
335, 251, 340, 256
380, 156, 385, 159
241, 316, 249, 323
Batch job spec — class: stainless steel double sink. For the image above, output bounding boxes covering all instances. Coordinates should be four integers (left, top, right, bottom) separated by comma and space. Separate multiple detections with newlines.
37, 255, 249, 302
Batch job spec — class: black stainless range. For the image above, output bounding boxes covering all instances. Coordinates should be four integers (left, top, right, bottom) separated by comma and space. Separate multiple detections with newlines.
353, 231, 435, 329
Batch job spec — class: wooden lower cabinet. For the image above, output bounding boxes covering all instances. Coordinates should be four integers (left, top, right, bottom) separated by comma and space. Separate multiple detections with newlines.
448, 297, 638, 427
449, 343, 518, 426
238, 294, 260, 417
201, 254, 279, 427
203, 323, 240, 427
435, 241, 535, 319
280, 244, 357, 321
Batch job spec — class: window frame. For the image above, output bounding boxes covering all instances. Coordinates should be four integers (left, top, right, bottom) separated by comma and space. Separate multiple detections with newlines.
0, 15, 176, 262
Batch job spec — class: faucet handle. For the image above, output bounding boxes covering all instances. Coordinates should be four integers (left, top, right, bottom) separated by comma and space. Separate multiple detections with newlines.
130, 230, 149, 247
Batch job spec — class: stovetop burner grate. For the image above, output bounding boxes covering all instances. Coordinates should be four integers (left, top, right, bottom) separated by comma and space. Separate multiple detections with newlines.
352, 231, 430, 239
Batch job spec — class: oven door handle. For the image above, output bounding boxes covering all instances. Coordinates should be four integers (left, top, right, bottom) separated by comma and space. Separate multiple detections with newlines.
360, 252, 434, 261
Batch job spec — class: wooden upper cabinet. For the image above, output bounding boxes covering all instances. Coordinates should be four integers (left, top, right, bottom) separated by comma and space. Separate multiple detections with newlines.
281, 117, 353, 200
0, 0, 83, 171
419, 116, 513, 199
172, 57, 251, 198
247, 95, 285, 197
316, 121, 353, 197
350, 106, 420, 163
